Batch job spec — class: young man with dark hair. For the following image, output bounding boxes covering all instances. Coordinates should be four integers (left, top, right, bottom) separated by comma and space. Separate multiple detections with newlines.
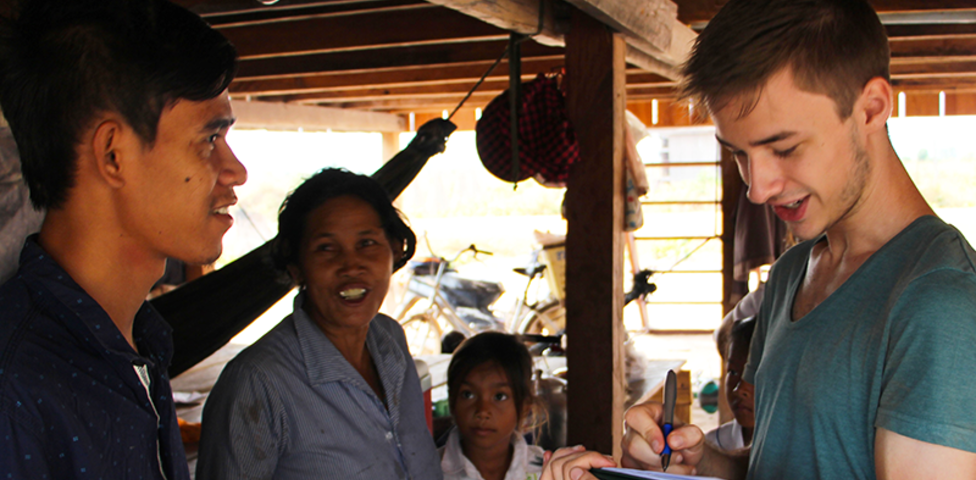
611, 0, 976, 479
0, 0, 246, 478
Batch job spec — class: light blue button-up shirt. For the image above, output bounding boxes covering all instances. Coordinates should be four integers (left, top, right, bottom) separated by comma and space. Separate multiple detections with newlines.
196, 293, 442, 480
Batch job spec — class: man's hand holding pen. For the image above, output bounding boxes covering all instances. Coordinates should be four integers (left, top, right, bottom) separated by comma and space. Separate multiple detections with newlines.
621, 400, 706, 475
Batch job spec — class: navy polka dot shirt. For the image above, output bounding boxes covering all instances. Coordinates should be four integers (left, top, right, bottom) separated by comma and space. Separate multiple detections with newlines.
0, 236, 189, 479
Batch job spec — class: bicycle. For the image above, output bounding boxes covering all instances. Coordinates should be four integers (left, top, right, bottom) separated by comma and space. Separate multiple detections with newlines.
391, 244, 566, 355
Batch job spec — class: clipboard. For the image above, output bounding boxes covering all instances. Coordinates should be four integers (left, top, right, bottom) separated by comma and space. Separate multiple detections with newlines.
591, 467, 724, 480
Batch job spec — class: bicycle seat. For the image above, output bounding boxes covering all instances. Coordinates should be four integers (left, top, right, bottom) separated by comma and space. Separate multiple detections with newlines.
513, 263, 547, 278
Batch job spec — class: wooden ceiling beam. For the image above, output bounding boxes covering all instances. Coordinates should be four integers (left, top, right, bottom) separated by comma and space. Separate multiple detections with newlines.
424, 0, 694, 79
175, 0, 389, 16
262, 78, 515, 103
320, 94, 500, 111
892, 76, 976, 92
231, 59, 669, 97
559, 0, 677, 52
886, 22, 976, 38
889, 34, 976, 58
217, 4, 507, 60
891, 60, 976, 76
231, 57, 564, 96
262, 78, 678, 104
236, 39, 563, 80
196, 0, 425, 26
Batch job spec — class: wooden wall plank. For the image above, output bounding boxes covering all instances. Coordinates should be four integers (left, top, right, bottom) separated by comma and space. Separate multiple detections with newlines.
905, 92, 940, 116
415, 108, 480, 131
564, 5, 627, 459
945, 92, 976, 115
627, 100, 655, 127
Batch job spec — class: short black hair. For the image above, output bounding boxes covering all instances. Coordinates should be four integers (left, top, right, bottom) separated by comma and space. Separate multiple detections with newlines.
447, 331, 538, 428
0, 0, 238, 209
271, 168, 416, 275
729, 315, 756, 358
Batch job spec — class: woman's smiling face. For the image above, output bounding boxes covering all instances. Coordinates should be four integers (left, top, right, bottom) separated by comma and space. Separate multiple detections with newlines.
289, 195, 395, 332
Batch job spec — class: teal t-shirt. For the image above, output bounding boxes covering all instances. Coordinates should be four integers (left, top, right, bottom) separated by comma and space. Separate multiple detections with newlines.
743, 215, 976, 480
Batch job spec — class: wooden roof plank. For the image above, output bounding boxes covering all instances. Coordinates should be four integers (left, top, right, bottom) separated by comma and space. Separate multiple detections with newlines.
321, 94, 499, 110
231, 57, 565, 96
889, 35, 976, 58
218, 4, 507, 60
231, 60, 671, 98
203, 0, 427, 27
260, 78, 515, 103
175, 0, 382, 16
266, 79, 677, 104
236, 39, 562, 80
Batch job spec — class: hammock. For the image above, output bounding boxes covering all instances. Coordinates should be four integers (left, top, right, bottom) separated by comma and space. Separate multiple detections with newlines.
152, 119, 456, 377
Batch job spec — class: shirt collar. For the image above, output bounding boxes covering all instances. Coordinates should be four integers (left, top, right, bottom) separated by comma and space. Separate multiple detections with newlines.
292, 291, 402, 388
440, 426, 530, 480
17, 235, 173, 368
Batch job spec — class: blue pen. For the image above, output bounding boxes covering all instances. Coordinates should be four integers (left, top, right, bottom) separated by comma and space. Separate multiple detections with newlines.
661, 370, 677, 472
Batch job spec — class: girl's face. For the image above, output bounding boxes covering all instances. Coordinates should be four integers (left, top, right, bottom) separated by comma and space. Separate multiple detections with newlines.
453, 361, 520, 454
289, 195, 395, 333
724, 338, 755, 428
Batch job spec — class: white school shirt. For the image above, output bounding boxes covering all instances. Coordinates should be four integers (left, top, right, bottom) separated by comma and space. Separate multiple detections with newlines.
439, 427, 545, 480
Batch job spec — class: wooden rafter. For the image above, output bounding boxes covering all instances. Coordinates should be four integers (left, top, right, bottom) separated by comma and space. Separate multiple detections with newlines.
889, 34, 976, 58
422, 0, 694, 79
217, 4, 506, 60
231, 57, 565, 97
236, 39, 562, 80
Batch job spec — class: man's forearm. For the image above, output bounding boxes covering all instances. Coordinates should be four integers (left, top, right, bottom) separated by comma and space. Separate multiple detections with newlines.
696, 443, 749, 480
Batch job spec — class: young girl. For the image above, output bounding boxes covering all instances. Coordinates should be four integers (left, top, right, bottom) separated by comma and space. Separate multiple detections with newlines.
441, 331, 546, 480
706, 315, 756, 451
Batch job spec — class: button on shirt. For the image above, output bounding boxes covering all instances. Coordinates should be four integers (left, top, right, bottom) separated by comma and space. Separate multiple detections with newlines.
196, 292, 442, 480
0, 236, 189, 480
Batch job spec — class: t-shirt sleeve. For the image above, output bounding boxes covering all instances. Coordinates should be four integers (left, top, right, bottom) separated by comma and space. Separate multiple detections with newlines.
196, 359, 289, 480
876, 268, 976, 453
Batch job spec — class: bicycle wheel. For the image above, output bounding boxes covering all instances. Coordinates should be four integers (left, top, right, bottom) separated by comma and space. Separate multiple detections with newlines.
400, 313, 443, 356
519, 298, 566, 336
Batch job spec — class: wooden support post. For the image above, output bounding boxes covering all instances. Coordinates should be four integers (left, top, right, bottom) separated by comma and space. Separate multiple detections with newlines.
564, 6, 627, 459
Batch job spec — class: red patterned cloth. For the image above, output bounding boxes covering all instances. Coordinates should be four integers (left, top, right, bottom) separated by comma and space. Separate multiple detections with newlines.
476, 73, 579, 187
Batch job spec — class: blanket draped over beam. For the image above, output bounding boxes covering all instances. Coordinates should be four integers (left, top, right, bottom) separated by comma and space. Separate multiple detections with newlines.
151, 119, 456, 377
